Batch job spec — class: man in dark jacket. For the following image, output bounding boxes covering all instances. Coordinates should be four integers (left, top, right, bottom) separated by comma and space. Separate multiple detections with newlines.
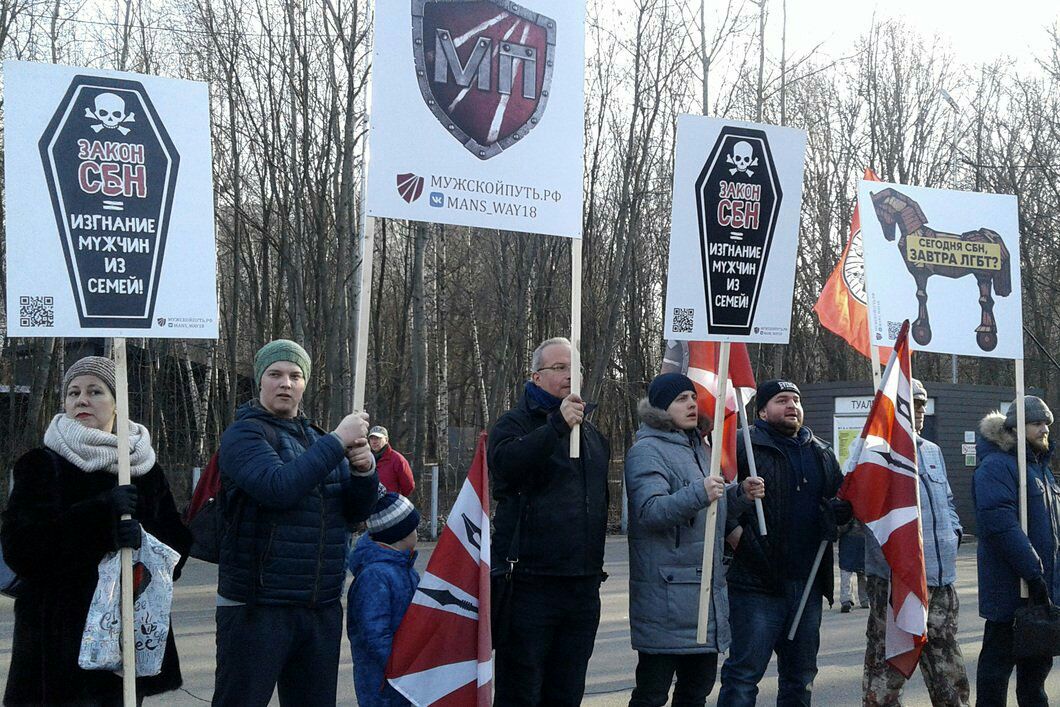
718, 379, 849, 707
488, 336, 611, 706
973, 396, 1060, 706
213, 339, 379, 706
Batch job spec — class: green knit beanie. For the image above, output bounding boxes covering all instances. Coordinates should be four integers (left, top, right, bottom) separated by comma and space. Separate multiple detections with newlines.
254, 339, 311, 386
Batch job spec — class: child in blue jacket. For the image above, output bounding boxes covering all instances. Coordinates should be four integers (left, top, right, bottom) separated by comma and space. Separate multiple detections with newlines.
347, 492, 421, 707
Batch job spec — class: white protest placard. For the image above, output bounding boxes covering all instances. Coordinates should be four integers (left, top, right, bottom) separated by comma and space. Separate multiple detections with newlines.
365, 0, 584, 237
4, 61, 217, 339
859, 181, 1023, 359
664, 115, 807, 343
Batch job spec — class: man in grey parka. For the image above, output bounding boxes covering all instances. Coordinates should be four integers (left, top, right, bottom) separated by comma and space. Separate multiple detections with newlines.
625, 373, 764, 706
862, 378, 968, 706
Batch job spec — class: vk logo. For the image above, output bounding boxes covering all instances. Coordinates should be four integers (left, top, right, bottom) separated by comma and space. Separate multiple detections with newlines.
429, 192, 444, 208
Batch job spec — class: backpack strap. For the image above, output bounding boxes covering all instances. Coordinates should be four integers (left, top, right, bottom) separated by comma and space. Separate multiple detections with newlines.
501, 494, 528, 578
254, 417, 282, 453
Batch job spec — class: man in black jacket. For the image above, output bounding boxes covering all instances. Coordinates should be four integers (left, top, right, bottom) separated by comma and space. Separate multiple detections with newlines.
488, 337, 611, 706
718, 379, 850, 707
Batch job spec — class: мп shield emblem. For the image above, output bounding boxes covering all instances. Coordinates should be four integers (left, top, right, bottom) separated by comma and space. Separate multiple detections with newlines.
412, 0, 556, 160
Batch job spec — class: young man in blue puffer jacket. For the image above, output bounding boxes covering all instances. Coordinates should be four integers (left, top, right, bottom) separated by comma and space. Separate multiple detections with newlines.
347, 492, 421, 707
974, 395, 1060, 706
213, 339, 379, 706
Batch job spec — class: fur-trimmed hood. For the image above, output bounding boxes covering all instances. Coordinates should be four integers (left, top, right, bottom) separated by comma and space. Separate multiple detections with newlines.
979, 411, 1016, 452
637, 397, 680, 431
978, 410, 1054, 460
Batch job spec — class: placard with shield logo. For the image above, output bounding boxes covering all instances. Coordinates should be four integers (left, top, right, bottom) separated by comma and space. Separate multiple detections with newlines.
366, 0, 584, 238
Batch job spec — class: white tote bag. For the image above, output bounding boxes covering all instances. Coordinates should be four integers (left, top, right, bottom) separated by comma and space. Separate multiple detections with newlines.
78, 528, 180, 677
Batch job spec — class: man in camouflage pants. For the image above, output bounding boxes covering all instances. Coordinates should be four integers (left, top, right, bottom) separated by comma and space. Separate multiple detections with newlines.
862, 379, 969, 706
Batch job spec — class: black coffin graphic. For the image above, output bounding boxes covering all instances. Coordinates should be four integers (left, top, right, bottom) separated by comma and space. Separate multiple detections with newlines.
695, 127, 782, 336
39, 75, 180, 329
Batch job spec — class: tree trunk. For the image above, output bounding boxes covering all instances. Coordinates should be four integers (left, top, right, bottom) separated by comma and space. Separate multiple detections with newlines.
433, 227, 450, 489
410, 222, 429, 481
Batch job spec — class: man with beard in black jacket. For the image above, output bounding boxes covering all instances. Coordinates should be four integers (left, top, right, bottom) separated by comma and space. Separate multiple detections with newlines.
488, 336, 611, 707
718, 379, 851, 707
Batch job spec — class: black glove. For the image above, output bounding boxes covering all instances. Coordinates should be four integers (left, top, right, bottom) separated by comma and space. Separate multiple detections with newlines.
830, 498, 854, 527
115, 519, 142, 550
1028, 576, 1050, 605
818, 500, 840, 543
106, 484, 138, 517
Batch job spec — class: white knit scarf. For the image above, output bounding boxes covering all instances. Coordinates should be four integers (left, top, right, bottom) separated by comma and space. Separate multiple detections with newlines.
43, 413, 157, 476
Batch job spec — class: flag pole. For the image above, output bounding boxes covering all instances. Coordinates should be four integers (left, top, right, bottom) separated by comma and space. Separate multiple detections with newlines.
788, 541, 828, 641
113, 338, 136, 705
870, 343, 882, 390
569, 237, 583, 458
697, 341, 730, 644
1015, 358, 1028, 598
734, 388, 767, 536
353, 215, 376, 412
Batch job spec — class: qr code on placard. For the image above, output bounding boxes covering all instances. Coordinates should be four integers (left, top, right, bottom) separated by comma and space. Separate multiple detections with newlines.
887, 321, 903, 339
672, 307, 695, 333
19, 296, 55, 328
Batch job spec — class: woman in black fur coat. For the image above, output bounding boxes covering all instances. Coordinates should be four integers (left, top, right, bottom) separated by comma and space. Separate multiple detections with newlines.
1, 356, 192, 706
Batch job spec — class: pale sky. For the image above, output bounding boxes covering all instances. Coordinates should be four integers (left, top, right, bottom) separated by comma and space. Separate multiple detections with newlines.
782, 0, 1059, 69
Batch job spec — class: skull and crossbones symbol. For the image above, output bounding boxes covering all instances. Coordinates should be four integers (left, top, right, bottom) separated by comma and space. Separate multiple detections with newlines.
727, 141, 758, 177
84, 93, 136, 135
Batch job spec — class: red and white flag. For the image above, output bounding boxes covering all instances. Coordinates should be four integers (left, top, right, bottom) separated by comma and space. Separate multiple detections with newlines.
664, 341, 756, 481
386, 433, 492, 706
838, 320, 928, 677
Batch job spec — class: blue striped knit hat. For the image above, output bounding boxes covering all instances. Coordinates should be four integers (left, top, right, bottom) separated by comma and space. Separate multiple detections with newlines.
367, 492, 420, 545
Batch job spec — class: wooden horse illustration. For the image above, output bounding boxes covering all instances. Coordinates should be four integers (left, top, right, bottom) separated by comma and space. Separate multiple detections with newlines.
870, 187, 1012, 351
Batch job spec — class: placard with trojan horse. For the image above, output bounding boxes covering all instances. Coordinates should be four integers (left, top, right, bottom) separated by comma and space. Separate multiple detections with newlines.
859, 181, 1023, 359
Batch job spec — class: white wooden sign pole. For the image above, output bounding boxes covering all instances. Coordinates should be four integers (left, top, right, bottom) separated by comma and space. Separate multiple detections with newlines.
569, 238, 583, 458
112, 338, 136, 706
870, 343, 883, 390
353, 216, 376, 412
733, 388, 767, 536
697, 341, 730, 643
1015, 358, 1028, 598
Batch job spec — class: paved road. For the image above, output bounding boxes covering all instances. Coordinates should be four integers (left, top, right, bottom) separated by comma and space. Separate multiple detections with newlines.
0, 538, 1055, 705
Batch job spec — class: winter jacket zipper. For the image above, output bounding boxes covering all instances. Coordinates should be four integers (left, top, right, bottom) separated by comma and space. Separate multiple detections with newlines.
1041, 464, 1060, 592
311, 482, 326, 606
298, 421, 326, 607
260, 525, 276, 587
581, 446, 591, 575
